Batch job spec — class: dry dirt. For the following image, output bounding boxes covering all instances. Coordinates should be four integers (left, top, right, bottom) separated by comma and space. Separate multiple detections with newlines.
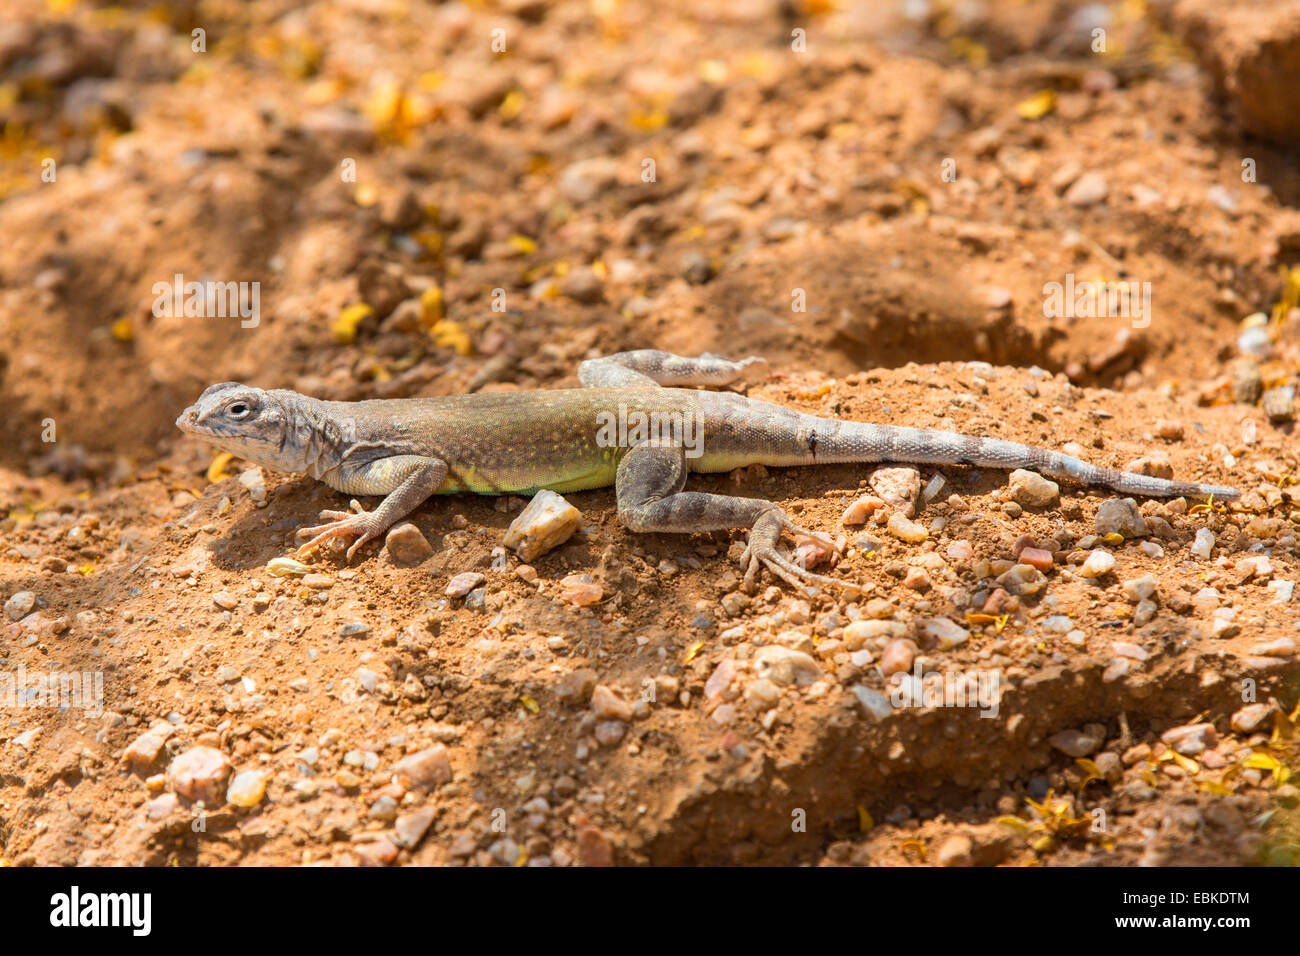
2, 0, 1300, 867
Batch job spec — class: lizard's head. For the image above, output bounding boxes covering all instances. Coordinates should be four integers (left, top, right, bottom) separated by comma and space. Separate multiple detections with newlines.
176, 382, 300, 471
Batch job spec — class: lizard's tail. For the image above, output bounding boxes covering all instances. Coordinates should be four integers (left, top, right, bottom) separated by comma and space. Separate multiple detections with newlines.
823, 421, 1240, 500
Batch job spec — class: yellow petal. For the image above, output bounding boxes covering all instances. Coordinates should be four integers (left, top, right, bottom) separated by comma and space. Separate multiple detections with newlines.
206, 453, 236, 483
333, 303, 374, 345
1016, 89, 1057, 120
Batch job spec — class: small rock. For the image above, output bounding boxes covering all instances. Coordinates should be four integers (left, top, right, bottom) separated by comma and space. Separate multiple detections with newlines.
1008, 470, 1059, 508
590, 684, 634, 721
1121, 575, 1157, 603
4, 591, 36, 621
1064, 170, 1109, 206
559, 156, 619, 204
936, 834, 974, 867
394, 745, 453, 791
212, 591, 238, 611
394, 806, 436, 848
555, 668, 597, 705
386, 522, 434, 566
924, 617, 970, 650
122, 722, 175, 766
886, 513, 928, 543
1078, 550, 1116, 579
869, 466, 922, 517
753, 645, 822, 688
558, 572, 603, 606
226, 769, 268, 808
1049, 728, 1103, 757
445, 572, 485, 598
1231, 703, 1274, 734
167, 746, 232, 804
1161, 723, 1218, 757
1095, 498, 1146, 537
1191, 527, 1215, 560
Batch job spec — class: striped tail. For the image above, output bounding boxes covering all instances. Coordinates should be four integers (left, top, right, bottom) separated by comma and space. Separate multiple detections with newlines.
823, 422, 1239, 500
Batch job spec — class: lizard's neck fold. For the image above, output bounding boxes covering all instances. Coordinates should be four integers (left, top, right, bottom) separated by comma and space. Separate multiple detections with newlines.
281, 396, 351, 478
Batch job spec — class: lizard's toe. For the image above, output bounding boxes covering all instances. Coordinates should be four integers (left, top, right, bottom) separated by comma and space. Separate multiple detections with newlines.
295, 511, 381, 559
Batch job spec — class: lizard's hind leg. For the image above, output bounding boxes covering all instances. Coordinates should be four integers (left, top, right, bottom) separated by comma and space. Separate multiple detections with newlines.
579, 349, 768, 388
615, 442, 856, 595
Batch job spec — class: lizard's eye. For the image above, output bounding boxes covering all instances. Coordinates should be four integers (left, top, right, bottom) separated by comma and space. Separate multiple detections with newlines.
227, 402, 252, 419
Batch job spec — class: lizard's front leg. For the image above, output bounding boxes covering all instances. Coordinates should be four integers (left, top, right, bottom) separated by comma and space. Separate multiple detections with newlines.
296, 455, 447, 562
614, 442, 853, 595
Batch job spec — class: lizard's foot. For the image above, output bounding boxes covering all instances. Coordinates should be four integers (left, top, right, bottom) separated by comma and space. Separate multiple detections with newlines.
295, 507, 384, 562
740, 509, 858, 595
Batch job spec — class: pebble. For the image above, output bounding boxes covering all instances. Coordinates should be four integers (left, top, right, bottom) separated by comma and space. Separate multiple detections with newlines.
1007, 469, 1059, 508
1094, 498, 1146, 537
445, 572, 485, 598
226, 769, 268, 808
1133, 599, 1157, 626
1078, 550, 1116, 578
744, 677, 781, 711
594, 721, 627, 746
1191, 528, 1215, 560
555, 668, 597, 705
122, 722, 175, 766
559, 156, 619, 204
1269, 580, 1295, 603
1231, 703, 1273, 734
1121, 575, 1157, 603
842, 619, 904, 649
386, 522, 434, 566
591, 684, 634, 720
936, 834, 973, 867
1049, 728, 1103, 757
212, 591, 238, 611
1017, 547, 1054, 571
1064, 170, 1109, 206
946, 539, 974, 560
393, 807, 436, 849
238, 467, 266, 502
1155, 419, 1184, 441
394, 745, 453, 791
842, 495, 886, 525
923, 617, 970, 650
1252, 637, 1296, 658
853, 686, 892, 720
4, 591, 36, 621
869, 466, 922, 517
302, 573, 333, 589
753, 645, 822, 688
886, 513, 928, 543
1102, 658, 1131, 683
558, 572, 603, 606
880, 638, 918, 676
902, 567, 931, 590
1161, 723, 1218, 757
1111, 641, 1148, 661
167, 746, 233, 804
997, 564, 1047, 596
559, 267, 605, 304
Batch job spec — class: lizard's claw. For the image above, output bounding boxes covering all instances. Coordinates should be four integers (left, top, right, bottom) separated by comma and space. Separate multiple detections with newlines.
296, 508, 384, 562
740, 510, 859, 596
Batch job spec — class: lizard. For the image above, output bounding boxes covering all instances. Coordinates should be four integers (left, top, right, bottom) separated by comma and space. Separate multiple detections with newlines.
175, 349, 1240, 592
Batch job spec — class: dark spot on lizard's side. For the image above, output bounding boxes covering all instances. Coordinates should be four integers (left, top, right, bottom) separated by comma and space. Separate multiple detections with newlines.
806, 429, 817, 459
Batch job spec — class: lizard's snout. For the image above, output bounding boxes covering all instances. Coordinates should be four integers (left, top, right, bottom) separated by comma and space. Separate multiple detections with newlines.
176, 407, 200, 430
